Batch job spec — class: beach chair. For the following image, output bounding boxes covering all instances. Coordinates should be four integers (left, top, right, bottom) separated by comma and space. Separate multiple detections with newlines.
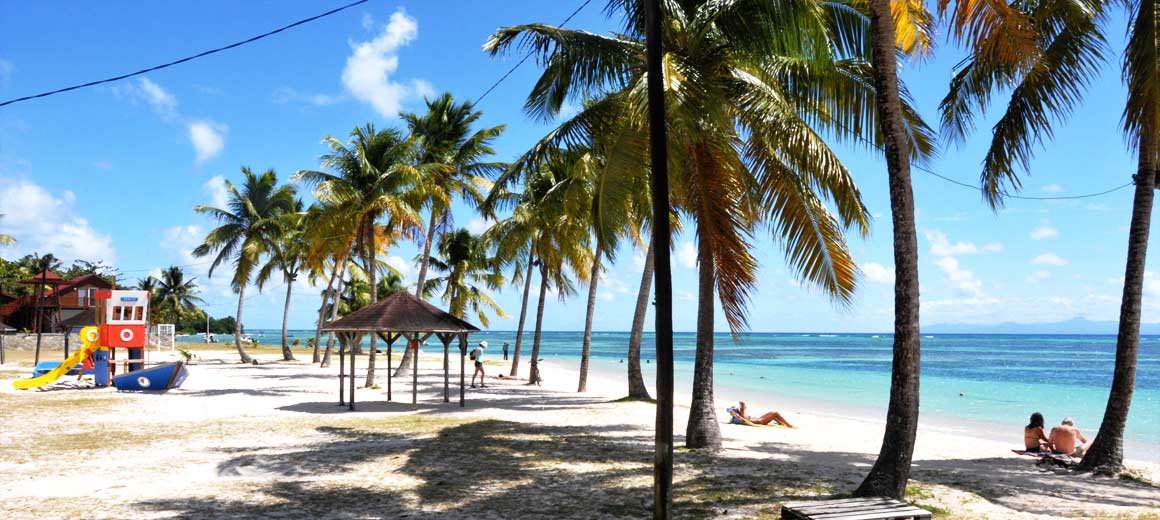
780, 497, 931, 520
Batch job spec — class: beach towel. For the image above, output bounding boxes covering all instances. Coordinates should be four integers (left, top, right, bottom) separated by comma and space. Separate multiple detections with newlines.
1012, 449, 1076, 467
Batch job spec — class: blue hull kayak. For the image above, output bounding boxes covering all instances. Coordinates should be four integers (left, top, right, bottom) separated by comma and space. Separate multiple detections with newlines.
112, 361, 188, 392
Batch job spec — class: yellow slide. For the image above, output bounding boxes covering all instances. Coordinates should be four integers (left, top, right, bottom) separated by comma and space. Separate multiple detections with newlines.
13, 327, 103, 390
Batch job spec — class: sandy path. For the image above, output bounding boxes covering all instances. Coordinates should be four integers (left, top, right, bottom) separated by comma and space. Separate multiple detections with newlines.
0, 348, 1156, 519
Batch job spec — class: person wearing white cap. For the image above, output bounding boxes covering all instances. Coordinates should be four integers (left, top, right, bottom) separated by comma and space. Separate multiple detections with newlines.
470, 340, 488, 388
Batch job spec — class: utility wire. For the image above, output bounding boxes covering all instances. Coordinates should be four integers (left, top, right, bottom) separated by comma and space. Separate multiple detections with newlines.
0, 0, 370, 108
475, 0, 595, 104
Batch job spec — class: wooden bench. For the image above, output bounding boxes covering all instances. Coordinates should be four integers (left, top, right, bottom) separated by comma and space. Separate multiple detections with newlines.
780, 497, 932, 520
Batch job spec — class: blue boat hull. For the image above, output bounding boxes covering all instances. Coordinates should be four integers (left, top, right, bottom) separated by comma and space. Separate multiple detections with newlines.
112, 361, 187, 392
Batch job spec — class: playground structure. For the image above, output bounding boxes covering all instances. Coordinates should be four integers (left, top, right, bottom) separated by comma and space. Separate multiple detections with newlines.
13, 290, 187, 391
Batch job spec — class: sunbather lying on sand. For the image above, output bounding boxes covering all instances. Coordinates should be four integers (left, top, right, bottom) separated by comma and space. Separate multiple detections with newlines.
494, 374, 523, 381
726, 401, 794, 428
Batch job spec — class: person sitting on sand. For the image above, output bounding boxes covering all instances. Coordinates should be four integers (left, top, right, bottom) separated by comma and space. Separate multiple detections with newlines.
726, 401, 794, 428
1049, 417, 1089, 456
1024, 412, 1050, 452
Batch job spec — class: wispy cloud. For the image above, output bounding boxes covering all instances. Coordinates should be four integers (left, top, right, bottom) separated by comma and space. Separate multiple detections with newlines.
1026, 270, 1051, 283
342, 8, 427, 118
1030, 225, 1059, 240
188, 121, 227, 165
1032, 252, 1068, 266
1041, 184, 1064, 193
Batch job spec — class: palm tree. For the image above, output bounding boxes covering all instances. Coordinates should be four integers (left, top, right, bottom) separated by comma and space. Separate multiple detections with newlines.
0, 215, 15, 246
483, 195, 539, 377
193, 167, 297, 364
153, 266, 204, 325
257, 199, 307, 361
135, 276, 159, 324
295, 124, 424, 386
626, 241, 654, 400
403, 92, 506, 296
420, 228, 507, 325
939, 0, 1154, 473
487, 0, 932, 449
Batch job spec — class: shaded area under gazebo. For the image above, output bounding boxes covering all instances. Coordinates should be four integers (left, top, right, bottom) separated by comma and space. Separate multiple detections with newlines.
322, 291, 480, 411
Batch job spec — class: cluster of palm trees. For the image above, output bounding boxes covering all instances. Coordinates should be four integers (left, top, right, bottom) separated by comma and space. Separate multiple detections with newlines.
134, 265, 205, 326
184, 0, 1150, 513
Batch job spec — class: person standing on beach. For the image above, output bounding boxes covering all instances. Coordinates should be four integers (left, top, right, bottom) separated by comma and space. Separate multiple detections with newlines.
470, 341, 488, 388
502, 342, 509, 360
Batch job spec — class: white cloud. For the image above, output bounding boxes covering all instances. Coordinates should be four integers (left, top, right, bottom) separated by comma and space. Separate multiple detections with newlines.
272, 87, 344, 106
1041, 184, 1064, 193
1032, 253, 1068, 266
1026, 270, 1051, 283
386, 254, 412, 277
158, 224, 234, 299
0, 179, 116, 263
1030, 226, 1059, 240
342, 9, 422, 118
188, 121, 226, 165
597, 273, 631, 302
202, 175, 230, 209
361, 12, 375, 30
466, 217, 494, 235
412, 78, 436, 100
981, 242, 1003, 253
934, 256, 983, 296
862, 262, 895, 284
925, 230, 981, 257
677, 241, 696, 269
112, 77, 177, 119
678, 290, 696, 302
632, 251, 647, 270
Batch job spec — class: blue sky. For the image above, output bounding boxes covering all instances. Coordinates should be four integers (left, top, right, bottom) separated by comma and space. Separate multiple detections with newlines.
0, 0, 1156, 332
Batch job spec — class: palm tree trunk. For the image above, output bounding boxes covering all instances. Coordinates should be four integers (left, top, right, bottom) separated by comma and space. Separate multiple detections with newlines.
854, 0, 920, 499
320, 263, 347, 368
578, 240, 603, 392
415, 210, 439, 296
1079, 135, 1155, 473
527, 264, 549, 385
686, 232, 721, 449
510, 255, 535, 377
364, 217, 379, 388
628, 241, 654, 400
280, 275, 295, 361
235, 284, 253, 364
312, 259, 342, 363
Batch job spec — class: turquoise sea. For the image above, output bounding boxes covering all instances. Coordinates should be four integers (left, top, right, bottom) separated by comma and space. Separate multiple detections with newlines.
211, 329, 1160, 461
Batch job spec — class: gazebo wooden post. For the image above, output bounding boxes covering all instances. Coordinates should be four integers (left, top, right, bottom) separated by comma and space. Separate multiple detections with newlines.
348, 332, 357, 411
459, 333, 467, 407
440, 333, 451, 403
338, 332, 346, 406
387, 332, 395, 402
410, 332, 419, 410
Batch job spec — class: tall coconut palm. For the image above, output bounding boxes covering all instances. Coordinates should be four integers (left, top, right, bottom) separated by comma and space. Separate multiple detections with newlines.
487, 0, 932, 449
295, 124, 424, 386
627, 241, 655, 400
420, 228, 507, 325
401, 93, 505, 377
939, 0, 1154, 473
154, 266, 204, 325
193, 167, 297, 364
483, 191, 540, 377
256, 199, 308, 361
135, 276, 159, 325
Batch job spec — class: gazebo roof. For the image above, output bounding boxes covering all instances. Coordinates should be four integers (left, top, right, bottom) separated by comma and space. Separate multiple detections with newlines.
322, 291, 480, 334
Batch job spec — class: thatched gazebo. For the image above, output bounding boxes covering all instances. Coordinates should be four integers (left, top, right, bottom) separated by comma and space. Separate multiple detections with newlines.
322, 291, 481, 411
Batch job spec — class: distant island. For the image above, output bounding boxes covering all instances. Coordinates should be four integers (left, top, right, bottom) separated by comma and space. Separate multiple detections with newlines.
925, 317, 1160, 335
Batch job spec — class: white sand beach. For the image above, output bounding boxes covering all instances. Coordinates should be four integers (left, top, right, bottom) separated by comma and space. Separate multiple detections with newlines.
1, 347, 1158, 519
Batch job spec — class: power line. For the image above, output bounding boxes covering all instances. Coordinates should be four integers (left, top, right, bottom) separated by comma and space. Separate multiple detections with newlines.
0, 0, 370, 108
475, 0, 596, 104
913, 163, 1133, 201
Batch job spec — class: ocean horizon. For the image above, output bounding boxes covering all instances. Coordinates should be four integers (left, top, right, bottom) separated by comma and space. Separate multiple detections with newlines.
196, 329, 1160, 462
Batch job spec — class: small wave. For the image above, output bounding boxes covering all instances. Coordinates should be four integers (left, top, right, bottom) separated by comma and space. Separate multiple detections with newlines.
819, 334, 837, 337
800, 334, 811, 337
924, 335, 935, 339
870, 335, 880, 338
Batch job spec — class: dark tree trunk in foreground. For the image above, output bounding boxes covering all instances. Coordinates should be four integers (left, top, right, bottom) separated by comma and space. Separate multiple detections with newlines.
578, 241, 603, 392
528, 264, 549, 386
234, 284, 254, 364
645, 0, 675, 516
510, 257, 535, 377
854, 0, 920, 499
364, 217, 379, 388
1080, 133, 1155, 472
628, 242, 654, 400
685, 232, 721, 449
280, 276, 295, 361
